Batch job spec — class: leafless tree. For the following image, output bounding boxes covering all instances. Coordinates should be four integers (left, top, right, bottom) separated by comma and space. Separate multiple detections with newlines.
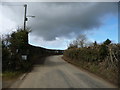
76, 34, 87, 48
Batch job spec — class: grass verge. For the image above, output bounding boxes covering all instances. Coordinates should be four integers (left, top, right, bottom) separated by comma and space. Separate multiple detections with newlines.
2, 71, 25, 88
2, 71, 23, 80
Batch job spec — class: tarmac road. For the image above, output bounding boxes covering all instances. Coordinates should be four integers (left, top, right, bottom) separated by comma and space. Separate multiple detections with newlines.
10, 55, 117, 88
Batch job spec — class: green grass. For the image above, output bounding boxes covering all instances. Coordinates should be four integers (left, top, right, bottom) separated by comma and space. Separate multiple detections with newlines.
2, 71, 23, 80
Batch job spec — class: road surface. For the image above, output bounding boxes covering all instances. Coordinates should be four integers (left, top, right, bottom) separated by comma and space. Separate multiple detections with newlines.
11, 55, 117, 88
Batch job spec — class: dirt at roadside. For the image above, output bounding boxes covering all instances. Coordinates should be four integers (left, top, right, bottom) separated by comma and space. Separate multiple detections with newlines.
2, 75, 21, 88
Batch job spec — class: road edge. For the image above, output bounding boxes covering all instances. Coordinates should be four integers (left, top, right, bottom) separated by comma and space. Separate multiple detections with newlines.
62, 56, 118, 88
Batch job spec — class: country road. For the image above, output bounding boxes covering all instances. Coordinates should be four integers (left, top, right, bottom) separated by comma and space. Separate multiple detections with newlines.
11, 55, 117, 88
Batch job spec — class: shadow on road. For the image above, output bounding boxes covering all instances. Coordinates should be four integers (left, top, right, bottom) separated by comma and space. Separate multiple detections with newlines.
33, 55, 66, 67
33, 56, 46, 65
45, 59, 66, 67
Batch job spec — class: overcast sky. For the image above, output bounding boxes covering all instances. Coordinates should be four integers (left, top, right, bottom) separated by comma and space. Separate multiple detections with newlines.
0, 2, 118, 49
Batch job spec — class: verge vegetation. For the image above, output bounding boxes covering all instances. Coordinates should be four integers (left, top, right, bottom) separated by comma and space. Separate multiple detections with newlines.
2, 28, 63, 82
63, 34, 119, 86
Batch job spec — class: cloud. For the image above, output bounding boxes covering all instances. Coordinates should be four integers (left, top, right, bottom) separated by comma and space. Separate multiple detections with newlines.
1, 2, 118, 41
29, 33, 70, 49
27, 2, 117, 41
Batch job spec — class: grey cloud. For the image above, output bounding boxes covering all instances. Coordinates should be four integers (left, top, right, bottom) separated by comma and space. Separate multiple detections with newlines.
2, 2, 118, 41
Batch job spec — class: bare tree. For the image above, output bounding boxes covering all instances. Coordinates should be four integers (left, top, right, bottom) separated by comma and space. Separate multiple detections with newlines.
76, 34, 87, 48
68, 40, 78, 49
68, 34, 89, 49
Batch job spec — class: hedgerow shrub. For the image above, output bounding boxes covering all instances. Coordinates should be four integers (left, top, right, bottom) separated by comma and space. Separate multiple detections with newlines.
63, 39, 119, 85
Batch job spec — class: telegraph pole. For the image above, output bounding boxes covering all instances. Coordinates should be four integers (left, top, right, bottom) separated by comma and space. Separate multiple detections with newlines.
24, 4, 27, 30
23, 4, 35, 30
